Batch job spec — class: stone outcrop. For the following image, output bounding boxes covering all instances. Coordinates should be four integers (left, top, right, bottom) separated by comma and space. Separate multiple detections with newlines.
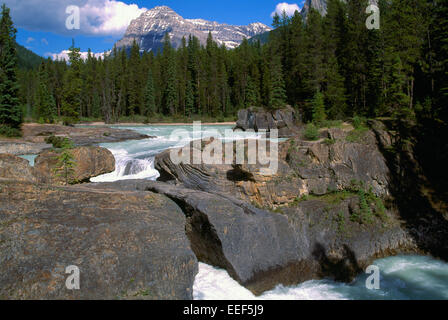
0, 154, 36, 182
0, 181, 197, 300
234, 107, 301, 137
22, 123, 150, 146
34, 147, 116, 184
1, 118, 445, 299
86, 180, 416, 295
0, 141, 51, 156
156, 127, 391, 208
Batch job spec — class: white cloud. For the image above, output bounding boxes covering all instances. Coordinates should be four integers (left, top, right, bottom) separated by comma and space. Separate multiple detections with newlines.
271, 3, 301, 18
46, 50, 109, 61
26, 37, 35, 44
4, 0, 147, 36
80, 0, 147, 35
41, 38, 49, 45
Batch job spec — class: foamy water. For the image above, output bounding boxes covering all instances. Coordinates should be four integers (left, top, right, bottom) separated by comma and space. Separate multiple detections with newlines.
90, 124, 263, 183
193, 256, 448, 300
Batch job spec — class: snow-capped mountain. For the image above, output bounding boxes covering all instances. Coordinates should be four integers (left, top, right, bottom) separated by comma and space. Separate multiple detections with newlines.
115, 6, 272, 52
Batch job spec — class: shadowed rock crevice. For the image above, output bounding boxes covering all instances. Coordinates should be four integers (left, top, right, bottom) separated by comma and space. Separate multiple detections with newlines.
371, 120, 448, 260
312, 243, 362, 282
157, 192, 241, 283
226, 165, 256, 182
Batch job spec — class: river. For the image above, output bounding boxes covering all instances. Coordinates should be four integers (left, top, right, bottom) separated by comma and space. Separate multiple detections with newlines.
89, 124, 448, 300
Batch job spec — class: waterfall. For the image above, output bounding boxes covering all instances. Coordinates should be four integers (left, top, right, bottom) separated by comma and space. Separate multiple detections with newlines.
91, 148, 160, 182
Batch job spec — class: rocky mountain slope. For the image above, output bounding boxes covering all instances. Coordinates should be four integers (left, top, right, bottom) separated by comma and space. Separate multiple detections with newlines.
301, 0, 328, 17
115, 6, 272, 51
301, 0, 379, 18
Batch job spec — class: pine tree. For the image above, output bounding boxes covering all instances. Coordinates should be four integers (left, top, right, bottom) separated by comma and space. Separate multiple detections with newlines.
387, 55, 412, 122
61, 40, 82, 124
185, 79, 194, 117
162, 33, 177, 115
268, 56, 287, 110
0, 4, 22, 133
323, 0, 347, 118
35, 62, 56, 123
128, 40, 142, 116
303, 8, 325, 97
312, 91, 327, 125
432, 0, 448, 121
245, 76, 258, 107
144, 70, 155, 118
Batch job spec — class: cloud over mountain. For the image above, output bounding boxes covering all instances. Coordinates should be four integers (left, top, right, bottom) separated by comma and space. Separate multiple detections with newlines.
3, 0, 146, 36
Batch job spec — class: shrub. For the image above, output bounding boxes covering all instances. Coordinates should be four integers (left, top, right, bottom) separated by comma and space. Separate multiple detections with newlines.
304, 123, 320, 141
0, 125, 22, 137
45, 135, 74, 149
352, 115, 367, 130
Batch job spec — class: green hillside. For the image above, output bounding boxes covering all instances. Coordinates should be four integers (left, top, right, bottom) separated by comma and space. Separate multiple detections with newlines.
16, 43, 43, 69
248, 31, 272, 45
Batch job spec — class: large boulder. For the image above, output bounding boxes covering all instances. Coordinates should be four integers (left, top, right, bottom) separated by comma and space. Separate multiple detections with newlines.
34, 146, 115, 184
0, 154, 36, 182
155, 127, 392, 209
0, 181, 197, 300
88, 180, 416, 295
234, 106, 300, 137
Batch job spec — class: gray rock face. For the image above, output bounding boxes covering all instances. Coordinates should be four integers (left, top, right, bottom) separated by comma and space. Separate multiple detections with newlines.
0, 154, 36, 182
88, 180, 416, 295
301, 0, 328, 17
115, 6, 272, 52
301, 0, 378, 19
0, 141, 51, 156
234, 107, 301, 137
0, 181, 197, 300
155, 126, 391, 209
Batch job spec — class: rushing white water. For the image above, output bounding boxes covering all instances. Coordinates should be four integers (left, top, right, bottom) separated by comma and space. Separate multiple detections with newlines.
90, 124, 260, 183
88, 125, 448, 300
194, 256, 448, 300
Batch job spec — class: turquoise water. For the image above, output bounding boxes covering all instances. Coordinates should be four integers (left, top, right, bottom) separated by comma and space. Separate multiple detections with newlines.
19, 154, 37, 167
92, 125, 448, 300
194, 256, 448, 300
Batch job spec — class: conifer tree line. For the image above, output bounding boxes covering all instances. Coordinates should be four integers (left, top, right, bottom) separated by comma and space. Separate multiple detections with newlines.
1, 0, 447, 132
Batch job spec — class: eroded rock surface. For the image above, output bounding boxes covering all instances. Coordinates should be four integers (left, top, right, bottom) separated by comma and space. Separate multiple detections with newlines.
0, 181, 197, 300
156, 127, 391, 208
22, 123, 150, 146
87, 180, 416, 295
0, 154, 36, 182
234, 107, 301, 137
34, 146, 115, 184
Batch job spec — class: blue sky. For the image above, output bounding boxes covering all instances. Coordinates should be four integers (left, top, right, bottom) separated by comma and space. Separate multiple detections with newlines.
5, 1, 305, 58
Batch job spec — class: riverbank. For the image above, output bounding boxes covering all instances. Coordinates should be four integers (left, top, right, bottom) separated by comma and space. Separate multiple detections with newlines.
0, 123, 151, 155
77, 121, 236, 127
1, 120, 447, 300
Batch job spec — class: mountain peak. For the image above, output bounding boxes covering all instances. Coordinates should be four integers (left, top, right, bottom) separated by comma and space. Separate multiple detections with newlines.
116, 6, 272, 51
